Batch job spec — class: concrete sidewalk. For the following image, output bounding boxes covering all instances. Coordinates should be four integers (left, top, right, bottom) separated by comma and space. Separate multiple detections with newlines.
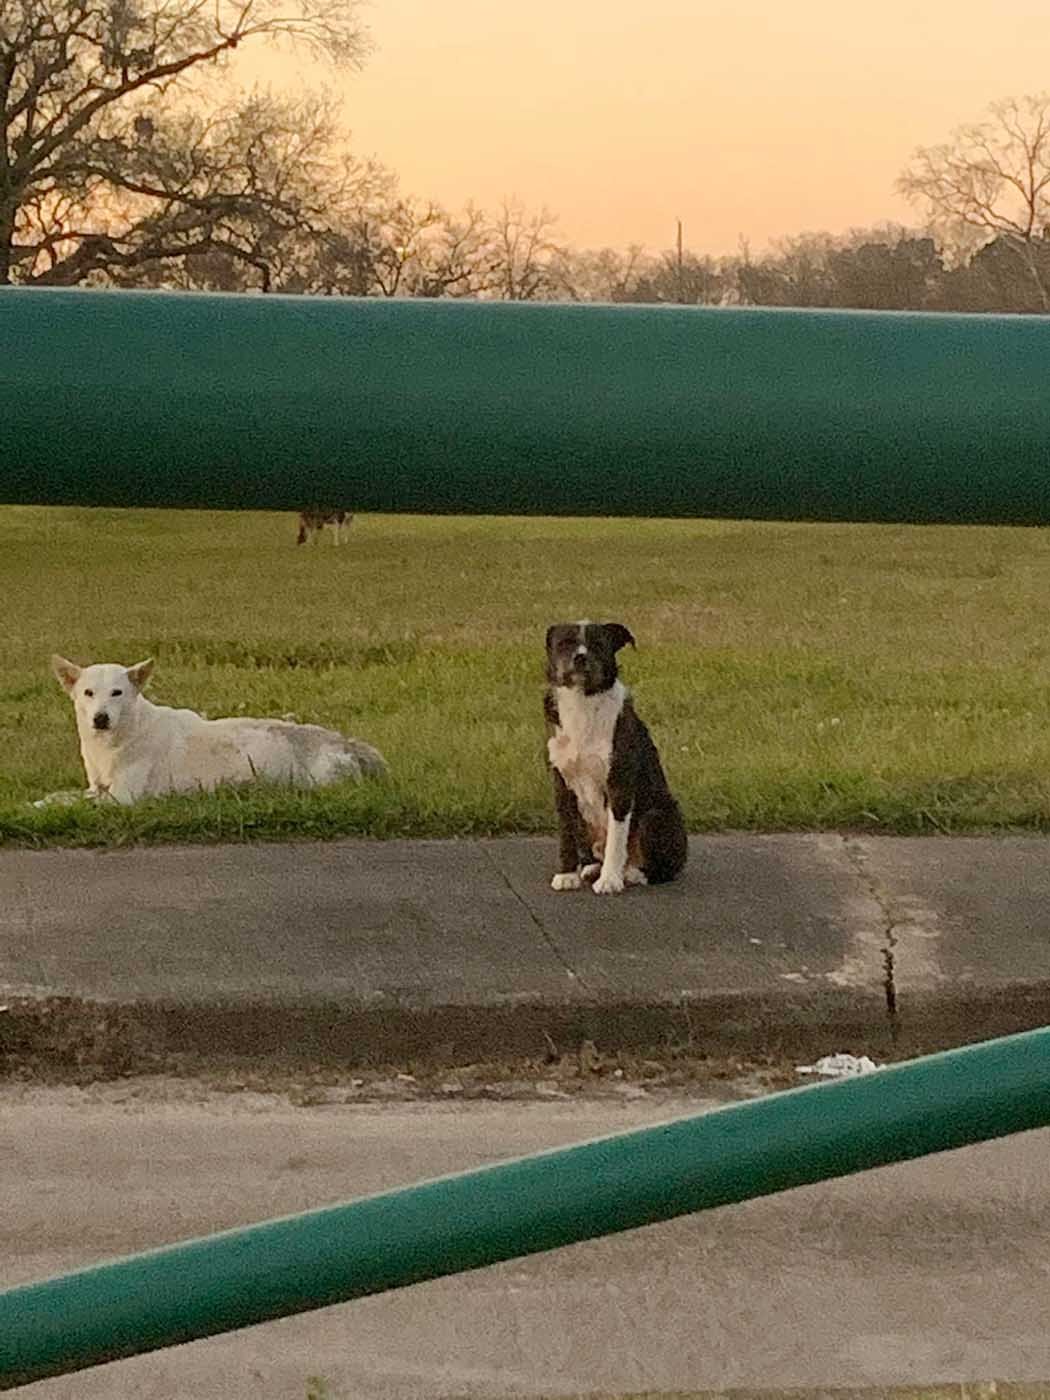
2, 834, 1050, 1067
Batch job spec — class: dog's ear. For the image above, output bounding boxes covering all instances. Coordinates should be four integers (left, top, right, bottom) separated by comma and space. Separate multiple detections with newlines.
545, 625, 561, 653
51, 655, 81, 693
126, 658, 155, 691
601, 623, 636, 653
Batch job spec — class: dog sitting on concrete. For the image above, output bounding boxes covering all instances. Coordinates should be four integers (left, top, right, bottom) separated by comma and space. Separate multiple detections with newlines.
544, 621, 687, 894
45, 655, 386, 807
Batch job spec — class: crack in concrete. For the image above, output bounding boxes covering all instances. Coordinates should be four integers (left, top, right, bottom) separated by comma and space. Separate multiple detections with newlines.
477, 845, 594, 995
841, 837, 900, 1041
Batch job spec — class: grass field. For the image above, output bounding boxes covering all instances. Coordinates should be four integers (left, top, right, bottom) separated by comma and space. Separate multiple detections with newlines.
5, 506, 1050, 846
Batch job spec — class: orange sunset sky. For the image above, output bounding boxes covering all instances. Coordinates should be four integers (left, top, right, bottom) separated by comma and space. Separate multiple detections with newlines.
242, 0, 1050, 255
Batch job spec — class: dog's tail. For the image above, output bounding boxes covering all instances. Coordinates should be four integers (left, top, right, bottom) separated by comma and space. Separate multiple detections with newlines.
337, 738, 388, 780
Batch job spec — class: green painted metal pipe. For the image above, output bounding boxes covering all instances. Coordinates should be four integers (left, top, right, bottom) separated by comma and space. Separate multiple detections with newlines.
3, 287, 1050, 523
2, 1027, 1050, 1390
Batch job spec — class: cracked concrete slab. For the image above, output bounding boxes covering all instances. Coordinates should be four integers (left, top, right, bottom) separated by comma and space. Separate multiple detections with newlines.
846, 837, 1050, 989
0, 841, 575, 1007
0, 835, 875, 1009
2, 834, 1050, 1064
488, 835, 865, 999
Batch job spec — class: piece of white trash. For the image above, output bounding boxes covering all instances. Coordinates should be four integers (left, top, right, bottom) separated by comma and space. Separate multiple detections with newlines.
31, 790, 88, 810
796, 1053, 882, 1078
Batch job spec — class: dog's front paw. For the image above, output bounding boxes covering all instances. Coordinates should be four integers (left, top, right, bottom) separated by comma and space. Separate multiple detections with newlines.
581, 862, 602, 884
592, 869, 625, 895
551, 871, 583, 891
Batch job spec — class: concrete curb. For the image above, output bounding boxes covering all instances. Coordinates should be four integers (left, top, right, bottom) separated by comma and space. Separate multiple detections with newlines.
2, 834, 1049, 1072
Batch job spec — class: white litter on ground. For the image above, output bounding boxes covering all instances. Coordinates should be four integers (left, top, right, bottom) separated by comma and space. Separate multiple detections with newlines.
796, 1053, 882, 1078
31, 789, 89, 810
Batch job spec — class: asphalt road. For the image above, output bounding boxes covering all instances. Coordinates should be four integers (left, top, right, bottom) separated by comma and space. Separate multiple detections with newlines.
3, 1084, 1049, 1400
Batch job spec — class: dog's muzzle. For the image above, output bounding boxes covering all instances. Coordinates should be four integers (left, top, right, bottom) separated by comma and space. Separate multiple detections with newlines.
92, 712, 111, 731
568, 652, 593, 683
552, 662, 582, 687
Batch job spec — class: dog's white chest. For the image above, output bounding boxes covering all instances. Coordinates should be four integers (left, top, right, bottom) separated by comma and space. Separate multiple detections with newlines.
548, 683, 625, 828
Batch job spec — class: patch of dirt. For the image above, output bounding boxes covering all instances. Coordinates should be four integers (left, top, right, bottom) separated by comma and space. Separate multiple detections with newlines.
0, 995, 809, 1099
5, 987, 1043, 1095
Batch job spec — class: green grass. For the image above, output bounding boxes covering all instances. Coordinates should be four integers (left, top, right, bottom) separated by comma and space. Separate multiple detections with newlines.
6, 506, 1050, 846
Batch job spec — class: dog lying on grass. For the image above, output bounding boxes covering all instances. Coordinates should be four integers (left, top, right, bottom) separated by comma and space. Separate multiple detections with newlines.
38, 655, 386, 807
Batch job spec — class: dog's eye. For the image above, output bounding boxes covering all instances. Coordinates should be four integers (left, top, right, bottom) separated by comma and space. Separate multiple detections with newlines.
83, 689, 94, 698
111, 688, 123, 697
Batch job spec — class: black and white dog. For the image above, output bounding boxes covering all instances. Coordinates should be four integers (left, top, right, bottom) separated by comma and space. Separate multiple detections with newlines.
544, 621, 688, 895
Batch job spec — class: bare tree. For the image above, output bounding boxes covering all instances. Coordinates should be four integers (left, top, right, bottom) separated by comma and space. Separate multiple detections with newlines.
558, 243, 650, 302
737, 232, 837, 306
331, 196, 495, 299
311, 193, 443, 297
405, 201, 492, 298
56, 91, 384, 292
484, 197, 568, 301
559, 240, 737, 306
641, 246, 729, 304
272, 196, 494, 299
898, 94, 1050, 310
1, 0, 370, 285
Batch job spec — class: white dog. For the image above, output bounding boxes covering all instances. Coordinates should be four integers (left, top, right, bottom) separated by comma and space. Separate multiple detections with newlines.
46, 655, 387, 806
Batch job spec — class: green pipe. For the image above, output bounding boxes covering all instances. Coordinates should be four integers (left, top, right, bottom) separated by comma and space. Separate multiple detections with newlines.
3, 1026, 1049, 1389
3, 288, 1050, 523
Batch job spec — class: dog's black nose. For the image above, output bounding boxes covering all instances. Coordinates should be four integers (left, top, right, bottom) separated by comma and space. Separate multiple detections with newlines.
92, 713, 110, 730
